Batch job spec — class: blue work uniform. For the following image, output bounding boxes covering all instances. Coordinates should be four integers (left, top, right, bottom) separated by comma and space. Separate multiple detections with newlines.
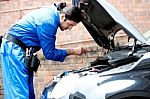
0, 3, 67, 99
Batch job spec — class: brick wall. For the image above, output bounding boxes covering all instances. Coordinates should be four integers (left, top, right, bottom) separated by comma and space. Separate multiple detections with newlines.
0, 0, 150, 99
108, 0, 150, 33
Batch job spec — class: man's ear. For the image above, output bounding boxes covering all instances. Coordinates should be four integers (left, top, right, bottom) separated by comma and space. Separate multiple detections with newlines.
60, 13, 66, 21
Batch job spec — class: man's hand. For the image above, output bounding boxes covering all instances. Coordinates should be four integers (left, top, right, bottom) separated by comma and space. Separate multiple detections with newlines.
73, 47, 87, 56
67, 47, 87, 56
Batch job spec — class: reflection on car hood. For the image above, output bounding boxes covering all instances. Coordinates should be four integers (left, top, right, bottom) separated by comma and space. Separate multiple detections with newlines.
73, 0, 148, 49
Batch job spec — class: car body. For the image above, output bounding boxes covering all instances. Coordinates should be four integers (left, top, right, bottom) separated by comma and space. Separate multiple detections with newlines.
40, 0, 150, 99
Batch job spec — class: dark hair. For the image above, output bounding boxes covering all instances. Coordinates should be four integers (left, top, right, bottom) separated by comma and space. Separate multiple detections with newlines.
62, 6, 82, 23
57, 2, 66, 11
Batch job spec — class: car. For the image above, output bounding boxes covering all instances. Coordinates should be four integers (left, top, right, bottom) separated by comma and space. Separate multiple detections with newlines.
40, 0, 150, 99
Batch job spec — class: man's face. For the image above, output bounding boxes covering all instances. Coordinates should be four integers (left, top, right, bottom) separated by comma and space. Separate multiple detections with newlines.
59, 14, 78, 31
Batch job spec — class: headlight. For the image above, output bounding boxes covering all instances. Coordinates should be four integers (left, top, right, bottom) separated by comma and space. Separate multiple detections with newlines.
50, 74, 80, 98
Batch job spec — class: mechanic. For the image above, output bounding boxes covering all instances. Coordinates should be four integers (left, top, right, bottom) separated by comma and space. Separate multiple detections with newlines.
0, 2, 86, 99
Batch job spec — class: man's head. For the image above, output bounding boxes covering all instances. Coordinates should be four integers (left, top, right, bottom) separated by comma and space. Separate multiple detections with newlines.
59, 6, 82, 31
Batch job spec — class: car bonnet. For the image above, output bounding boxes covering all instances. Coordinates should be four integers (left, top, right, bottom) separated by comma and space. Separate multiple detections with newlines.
72, 0, 148, 49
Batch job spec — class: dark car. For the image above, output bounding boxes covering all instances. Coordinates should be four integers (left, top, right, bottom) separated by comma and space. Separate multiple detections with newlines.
40, 0, 150, 99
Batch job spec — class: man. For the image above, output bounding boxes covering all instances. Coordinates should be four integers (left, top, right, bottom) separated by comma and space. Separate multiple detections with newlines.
0, 2, 86, 99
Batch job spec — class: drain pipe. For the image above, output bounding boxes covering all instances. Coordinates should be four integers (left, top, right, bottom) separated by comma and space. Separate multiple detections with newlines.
56, 39, 94, 47
18, 0, 22, 19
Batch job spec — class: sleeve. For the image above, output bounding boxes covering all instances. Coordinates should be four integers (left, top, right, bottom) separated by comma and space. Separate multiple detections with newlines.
37, 22, 67, 62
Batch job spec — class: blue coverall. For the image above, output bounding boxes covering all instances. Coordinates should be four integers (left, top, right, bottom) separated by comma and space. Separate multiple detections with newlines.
0, 3, 67, 99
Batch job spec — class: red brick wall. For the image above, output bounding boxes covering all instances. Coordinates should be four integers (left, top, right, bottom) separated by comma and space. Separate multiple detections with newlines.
108, 0, 150, 33
0, 0, 150, 99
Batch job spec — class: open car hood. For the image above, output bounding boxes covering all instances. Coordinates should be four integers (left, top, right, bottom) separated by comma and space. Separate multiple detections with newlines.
72, 0, 148, 49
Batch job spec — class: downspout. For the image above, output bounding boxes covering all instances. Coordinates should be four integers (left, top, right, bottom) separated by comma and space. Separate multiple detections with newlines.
56, 39, 94, 47
18, 0, 21, 19
0, 7, 41, 14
